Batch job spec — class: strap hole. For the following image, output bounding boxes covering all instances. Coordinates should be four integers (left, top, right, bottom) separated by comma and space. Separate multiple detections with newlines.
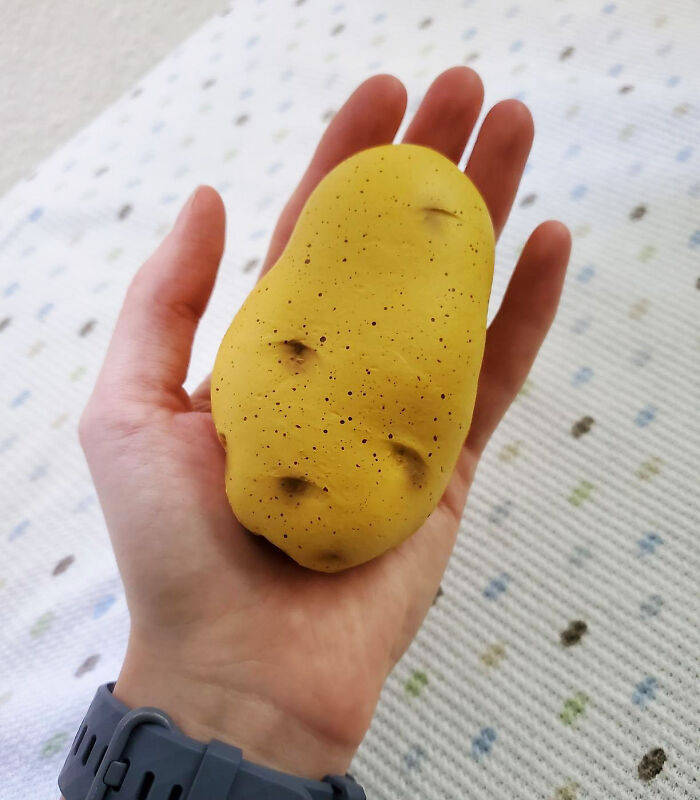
94, 745, 108, 776
137, 771, 155, 800
73, 725, 87, 755
81, 734, 96, 766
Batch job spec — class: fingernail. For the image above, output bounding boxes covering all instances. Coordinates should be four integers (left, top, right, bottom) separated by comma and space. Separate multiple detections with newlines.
174, 186, 201, 230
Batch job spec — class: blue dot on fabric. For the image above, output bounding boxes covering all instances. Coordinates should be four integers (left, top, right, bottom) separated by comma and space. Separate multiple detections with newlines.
151, 121, 165, 134
373, 12, 386, 23
666, 75, 680, 87
37, 303, 54, 320
28, 207, 43, 222
0, 435, 18, 454
10, 389, 31, 408
689, 229, 700, 249
3, 282, 20, 297
9, 519, 30, 541
576, 264, 595, 283
688, 182, 700, 198
509, 39, 523, 52
565, 143, 581, 159
240, 87, 254, 99
571, 184, 587, 199
331, 2, 345, 12
462, 27, 477, 40
93, 595, 116, 619
608, 63, 624, 76
676, 147, 693, 162
635, 405, 657, 427
602, 2, 616, 12
246, 35, 259, 48
572, 367, 593, 386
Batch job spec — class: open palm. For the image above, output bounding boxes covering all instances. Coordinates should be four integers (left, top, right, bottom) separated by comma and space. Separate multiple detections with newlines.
78, 68, 571, 780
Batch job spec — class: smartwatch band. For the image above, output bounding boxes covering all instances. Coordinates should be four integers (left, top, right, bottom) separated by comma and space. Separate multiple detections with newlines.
59, 683, 365, 799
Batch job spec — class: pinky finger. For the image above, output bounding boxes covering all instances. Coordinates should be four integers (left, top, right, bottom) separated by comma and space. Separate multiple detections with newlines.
465, 220, 572, 458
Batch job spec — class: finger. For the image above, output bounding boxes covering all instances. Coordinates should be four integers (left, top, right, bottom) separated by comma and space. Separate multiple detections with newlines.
465, 100, 534, 239
95, 186, 226, 409
402, 66, 484, 163
191, 75, 407, 411
465, 220, 572, 457
259, 74, 407, 278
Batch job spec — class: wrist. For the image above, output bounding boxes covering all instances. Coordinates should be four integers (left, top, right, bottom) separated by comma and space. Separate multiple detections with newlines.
113, 639, 357, 781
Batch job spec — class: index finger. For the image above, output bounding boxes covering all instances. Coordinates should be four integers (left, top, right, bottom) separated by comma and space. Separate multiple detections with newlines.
258, 74, 408, 278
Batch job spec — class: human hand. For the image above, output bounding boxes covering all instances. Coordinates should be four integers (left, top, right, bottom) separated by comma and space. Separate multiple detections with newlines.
77, 67, 571, 780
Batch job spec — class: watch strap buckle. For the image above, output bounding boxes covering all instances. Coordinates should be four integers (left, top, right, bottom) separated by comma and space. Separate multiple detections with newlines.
86, 706, 174, 800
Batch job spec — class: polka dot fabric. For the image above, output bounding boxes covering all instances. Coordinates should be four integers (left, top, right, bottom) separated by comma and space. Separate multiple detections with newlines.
0, 1, 698, 797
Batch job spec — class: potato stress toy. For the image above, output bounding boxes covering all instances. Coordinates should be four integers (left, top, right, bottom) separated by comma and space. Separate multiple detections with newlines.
212, 143, 494, 571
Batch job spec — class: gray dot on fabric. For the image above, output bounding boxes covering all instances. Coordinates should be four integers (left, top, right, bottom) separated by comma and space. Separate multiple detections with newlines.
79, 320, 97, 337
75, 654, 100, 678
52, 555, 75, 576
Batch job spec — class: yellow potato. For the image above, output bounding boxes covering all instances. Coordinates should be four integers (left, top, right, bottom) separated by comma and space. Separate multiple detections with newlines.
212, 143, 494, 571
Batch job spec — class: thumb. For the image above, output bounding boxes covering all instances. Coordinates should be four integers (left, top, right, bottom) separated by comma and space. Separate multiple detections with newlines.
93, 186, 226, 410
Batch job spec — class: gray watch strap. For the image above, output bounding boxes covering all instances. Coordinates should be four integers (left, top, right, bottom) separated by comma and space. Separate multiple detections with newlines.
58, 683, 365, 799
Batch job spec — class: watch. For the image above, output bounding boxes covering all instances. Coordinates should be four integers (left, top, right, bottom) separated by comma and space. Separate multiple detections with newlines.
59, 683, 365, 799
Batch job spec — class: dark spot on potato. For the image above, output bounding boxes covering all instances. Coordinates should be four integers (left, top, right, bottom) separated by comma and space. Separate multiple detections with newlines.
422, 206, 461, 221
319, 550, 344, 565
279, 476, 312, 496
390, 442, 427, 487
277, 339, 317, 369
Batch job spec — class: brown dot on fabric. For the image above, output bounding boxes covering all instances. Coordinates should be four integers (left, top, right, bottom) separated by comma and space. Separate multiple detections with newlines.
571, 415, 594, 438
117, 204, 132, 220
330, 23, 345, 35
419, 17, 433, 28
0, 317, 11, 333
630, 204, 647, 220
201, 77, 217, 89
695, 276, 700, 290
520, 193, 537, 207
52, 555, 75, 576
638, 748, 666, 781
235, 114, 249, 126
79, 320, 97, 337
560, 620, 588, 646
94, 166, 109, 178
75, 654, 100, 678
243, 257, 259, 273
560, 46, 575, 60
619, 85, 635, 94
